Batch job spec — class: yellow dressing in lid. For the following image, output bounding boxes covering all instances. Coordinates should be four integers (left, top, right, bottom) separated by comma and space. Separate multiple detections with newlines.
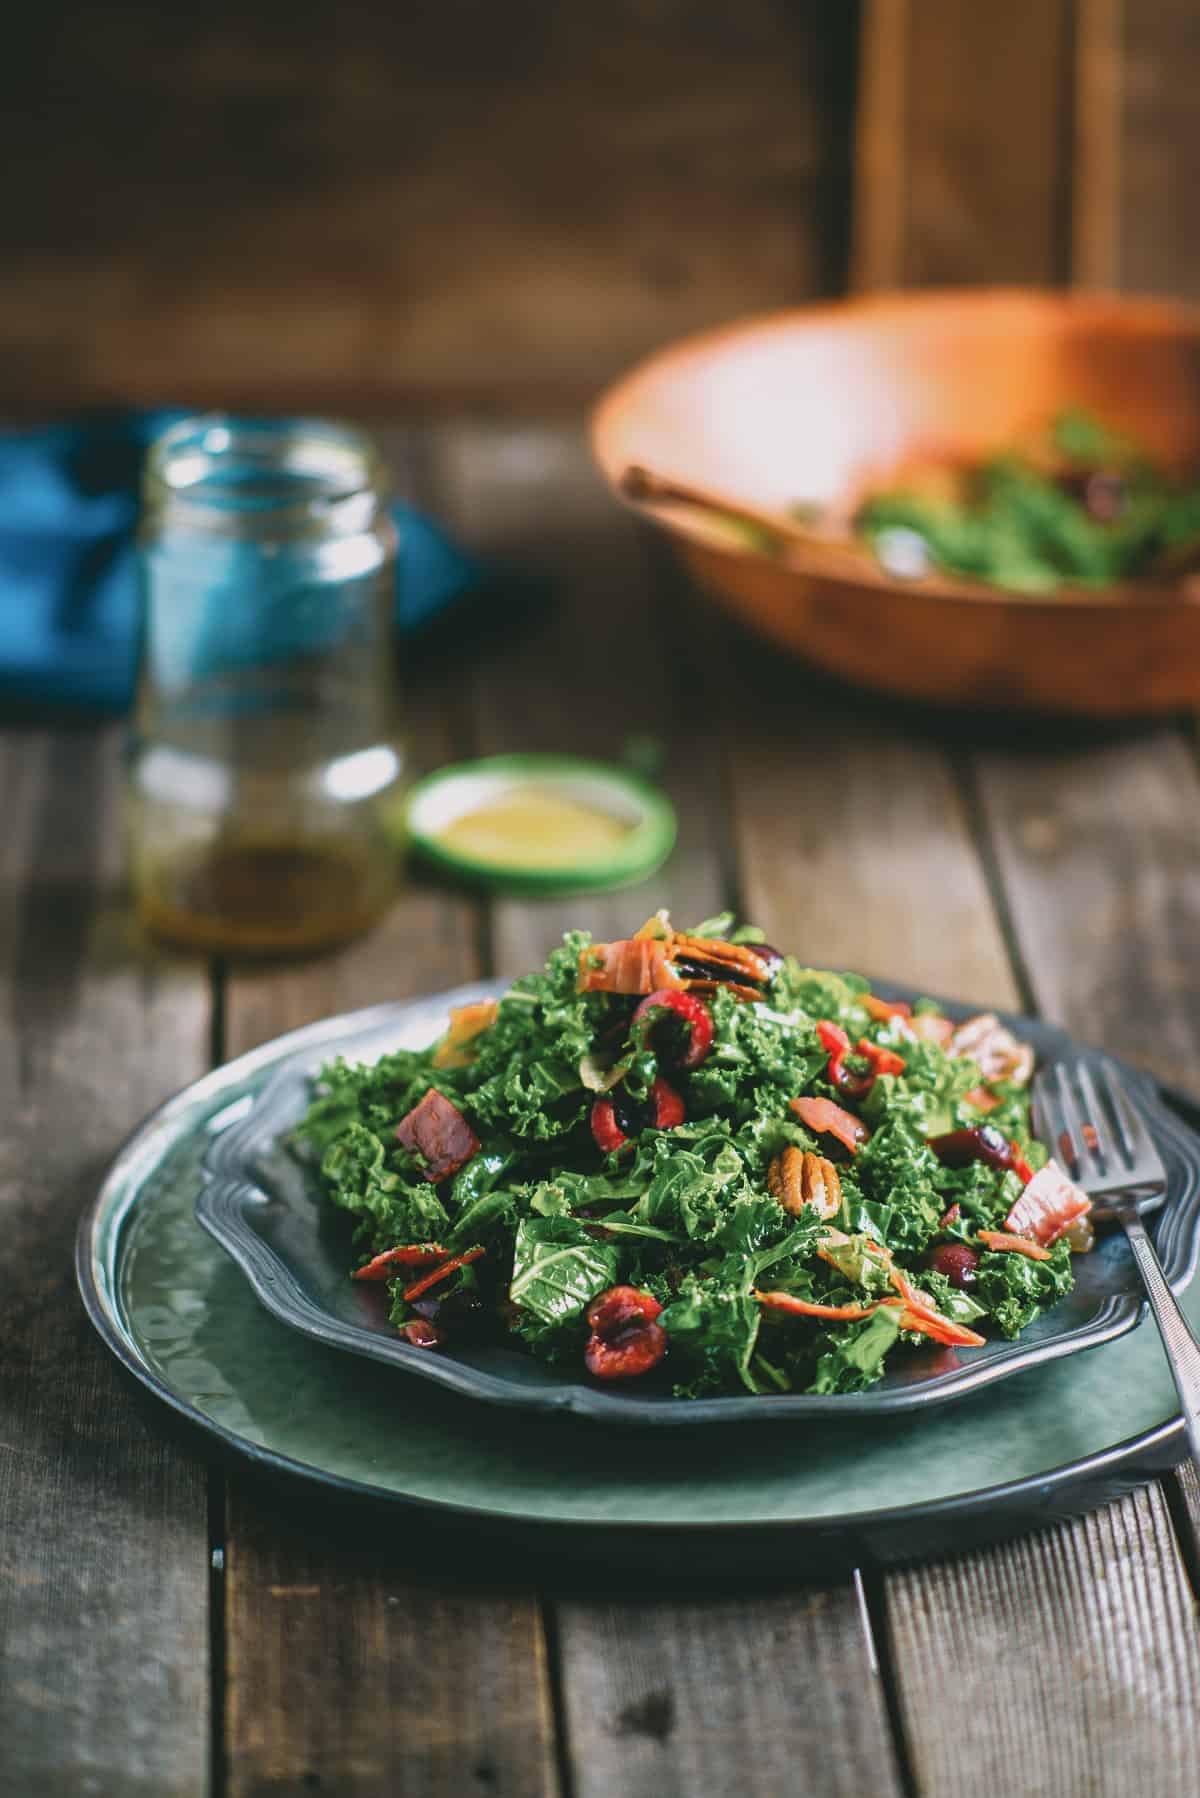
403, 754, 677, 894
434, 786, 632, 870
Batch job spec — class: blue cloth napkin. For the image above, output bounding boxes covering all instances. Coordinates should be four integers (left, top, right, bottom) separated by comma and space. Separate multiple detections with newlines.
0, 412, 484, 711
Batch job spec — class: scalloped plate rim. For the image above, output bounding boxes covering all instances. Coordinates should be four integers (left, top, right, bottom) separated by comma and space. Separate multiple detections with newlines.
192, 980, 1200, 1426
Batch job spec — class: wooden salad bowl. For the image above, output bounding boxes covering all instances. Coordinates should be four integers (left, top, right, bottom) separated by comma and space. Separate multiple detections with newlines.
590, 289, 1200, 715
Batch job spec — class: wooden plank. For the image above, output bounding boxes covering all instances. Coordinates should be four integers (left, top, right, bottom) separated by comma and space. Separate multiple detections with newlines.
222, 906, 560, 1798
433, 421, 902, 1793
559, 1587, 900, 1798
1072, 0, 1123, 289
852, 0, 1073, 289
0, 3, 855, 414
428, 421, 731, 980
889, 1485, 1200, 1797
0, 728, 210, 1795
972, 727, 1200, 1099
850, 0, 910, 293
1118, 0, 1200, 297
724, 674, 1200, 1786
224, 1503, 557, 1798
971, 725, 1200, 1598
220, 432, 559, 1798
730, 688, 1019, 1006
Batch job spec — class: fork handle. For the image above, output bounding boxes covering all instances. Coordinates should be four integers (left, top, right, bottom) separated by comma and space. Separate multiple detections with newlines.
1122, 1207, 1200, 1471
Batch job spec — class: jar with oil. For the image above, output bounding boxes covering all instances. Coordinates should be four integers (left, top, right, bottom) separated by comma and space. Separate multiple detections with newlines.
127, 416, 405, 955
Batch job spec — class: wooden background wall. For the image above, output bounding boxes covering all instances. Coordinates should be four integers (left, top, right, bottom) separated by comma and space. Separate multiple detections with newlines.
0, 0, 1196, 416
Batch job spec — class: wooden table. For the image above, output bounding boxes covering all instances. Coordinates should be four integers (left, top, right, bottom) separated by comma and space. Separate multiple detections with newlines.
3, 419, 1200, 1797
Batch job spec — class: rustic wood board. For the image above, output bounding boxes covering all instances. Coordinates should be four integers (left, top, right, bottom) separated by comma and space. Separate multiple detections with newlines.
429, 421, 902, 1796
888, 1485, 1200, 1798
557, 1588, 902, 1798
853, 0, 1073, 290
0, 3, 855, 413
0, 730, 211, 1795
720, 632, 1200, 1789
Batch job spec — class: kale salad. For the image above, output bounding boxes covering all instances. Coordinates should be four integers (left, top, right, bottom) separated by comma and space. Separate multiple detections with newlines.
856, 409, 1200, 594
295, 913, 1095, 1399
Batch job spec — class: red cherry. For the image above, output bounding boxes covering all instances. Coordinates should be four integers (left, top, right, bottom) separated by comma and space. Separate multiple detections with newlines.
585, 1322, 668, 1379
650, 1076, 685, 1130
590, 1096, 629, 1154
584, 1284, 668, 1380
586, 1285, 663, 1332
927, 1242, 981, 1290
632, 990, 714, 1070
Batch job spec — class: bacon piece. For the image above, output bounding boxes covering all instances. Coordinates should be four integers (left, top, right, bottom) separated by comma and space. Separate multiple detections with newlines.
577, 938, 684, 995
908, 1014, 954, 1047
1005, 1159, 1091, 1246
577, 926, 774, 999
353, 1243, 448, 1280
790, 1095, 870, 1154
395, 1088, 480, 1184
402, 1245, 485, 1301
432, 1000, 498, 1069
947, 1012, 1034, 1086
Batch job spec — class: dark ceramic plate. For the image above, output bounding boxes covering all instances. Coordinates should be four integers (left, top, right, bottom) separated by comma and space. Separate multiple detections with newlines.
195, 980, 1200, 1425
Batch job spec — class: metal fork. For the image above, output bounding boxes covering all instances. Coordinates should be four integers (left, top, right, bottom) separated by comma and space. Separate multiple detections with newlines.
1033, 1056, 1200, 1474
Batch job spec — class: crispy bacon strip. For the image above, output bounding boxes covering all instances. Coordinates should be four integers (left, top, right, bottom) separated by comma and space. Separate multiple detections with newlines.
577, 925, 774, 999
577, 939, 684, 995
790, 1095, 870, 1154
1005, 1159, 1091, 1245
395, 1089, 480, 1184
402, 1246, 485, 1302
353, 1243, 448, 1280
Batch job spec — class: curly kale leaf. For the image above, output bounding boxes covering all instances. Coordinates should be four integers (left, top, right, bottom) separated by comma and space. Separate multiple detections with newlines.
807, 1306, 903, 1394
508, 1216, 620, 1325
975, 1240, 1074, 1337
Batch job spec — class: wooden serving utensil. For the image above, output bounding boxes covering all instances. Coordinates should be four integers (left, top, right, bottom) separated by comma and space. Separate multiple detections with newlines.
618, 465, 881, 574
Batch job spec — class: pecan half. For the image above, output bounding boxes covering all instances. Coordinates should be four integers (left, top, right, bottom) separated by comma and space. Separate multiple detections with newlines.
768, 1147, 842, 1220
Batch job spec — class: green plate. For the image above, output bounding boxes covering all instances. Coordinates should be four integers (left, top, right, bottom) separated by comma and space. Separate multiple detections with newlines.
403, 754, 677, 894
76, 994, 1199, 1575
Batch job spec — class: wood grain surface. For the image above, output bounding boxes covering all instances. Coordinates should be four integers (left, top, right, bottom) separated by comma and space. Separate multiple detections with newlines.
887, 1486, 1200, 1798
0, 1, 855, 413
10, 418, 1200, 1797
0, 731, 211, 1795
557, 1588, 902, 1798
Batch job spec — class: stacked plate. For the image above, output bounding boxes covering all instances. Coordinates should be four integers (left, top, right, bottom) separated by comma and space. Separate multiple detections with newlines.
77, 982, 1200, 1573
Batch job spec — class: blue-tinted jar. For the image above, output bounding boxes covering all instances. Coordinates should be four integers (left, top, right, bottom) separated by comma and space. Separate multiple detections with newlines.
128, 416, 405, 954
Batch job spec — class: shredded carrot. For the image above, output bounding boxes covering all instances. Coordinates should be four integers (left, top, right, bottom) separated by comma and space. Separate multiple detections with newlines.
977, 1230, 1052, 1261
754, 1291, 879, 1322
402, 1245, 485, 1301
880, 1297, 986, 1348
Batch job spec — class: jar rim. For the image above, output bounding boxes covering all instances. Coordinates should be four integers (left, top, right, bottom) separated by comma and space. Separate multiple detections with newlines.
142, 414, 388, 539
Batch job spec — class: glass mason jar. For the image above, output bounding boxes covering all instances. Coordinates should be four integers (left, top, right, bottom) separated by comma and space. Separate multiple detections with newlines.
127, 416, 405, 956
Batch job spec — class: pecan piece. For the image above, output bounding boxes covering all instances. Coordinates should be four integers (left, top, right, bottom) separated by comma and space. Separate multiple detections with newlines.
768, 1147, 842, 1220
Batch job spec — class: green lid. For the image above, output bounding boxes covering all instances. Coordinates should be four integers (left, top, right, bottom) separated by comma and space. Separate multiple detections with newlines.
403, 754, 677, 895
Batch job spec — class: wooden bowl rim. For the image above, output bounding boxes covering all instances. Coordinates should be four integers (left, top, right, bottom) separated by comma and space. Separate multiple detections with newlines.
590, 286, 1200, 615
